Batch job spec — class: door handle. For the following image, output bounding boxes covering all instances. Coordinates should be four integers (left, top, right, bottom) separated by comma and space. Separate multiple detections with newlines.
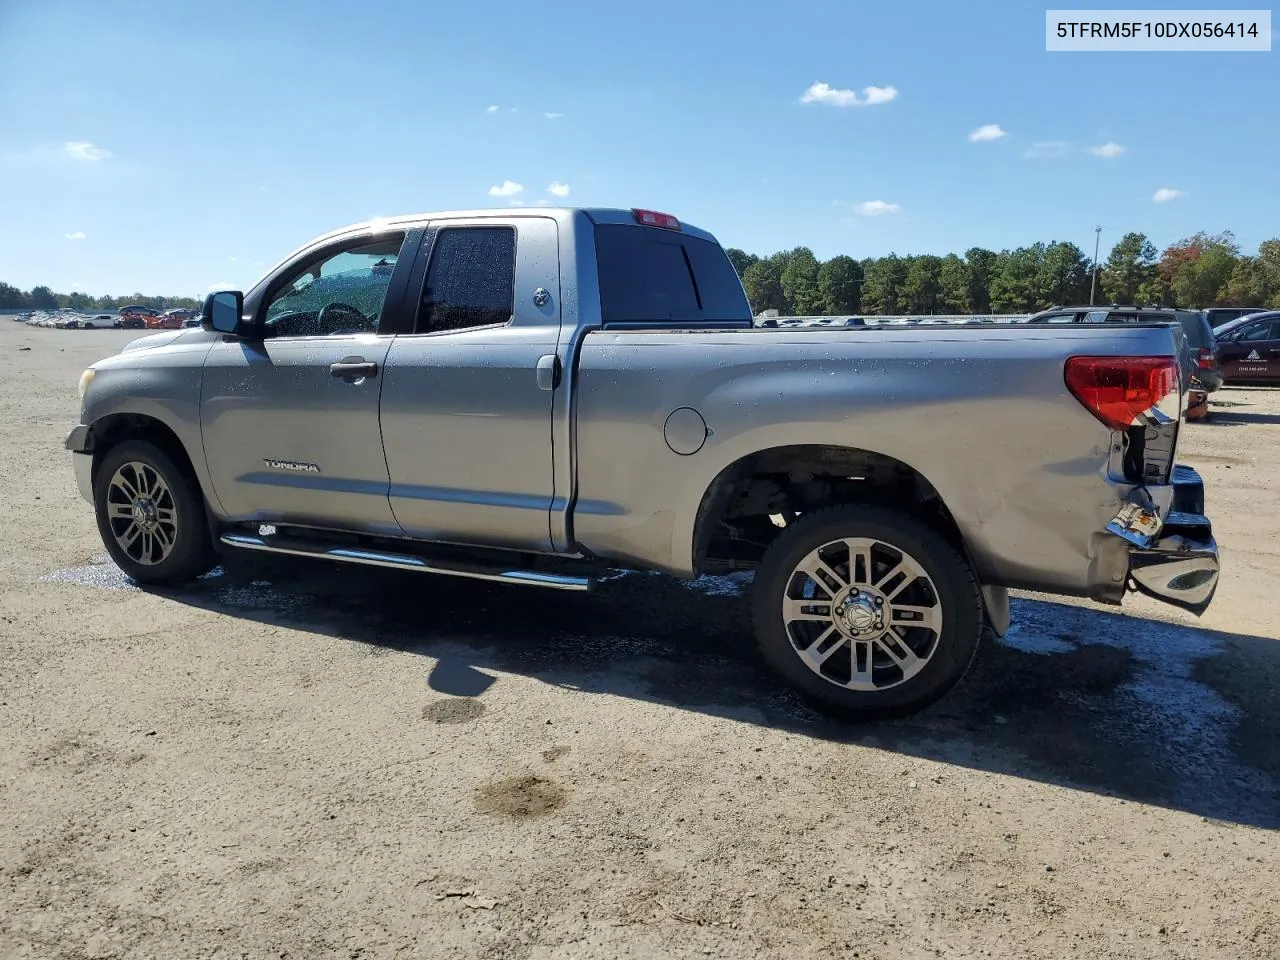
330, 357, 378, 381
536, 354, 561, 391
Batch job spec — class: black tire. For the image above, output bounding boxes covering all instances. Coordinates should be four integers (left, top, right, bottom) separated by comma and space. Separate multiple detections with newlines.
93, 440, 217, 585
751, 504, 983, 721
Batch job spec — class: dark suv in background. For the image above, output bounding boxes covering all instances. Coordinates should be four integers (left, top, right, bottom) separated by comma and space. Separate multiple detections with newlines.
1025, 304, 1222, 392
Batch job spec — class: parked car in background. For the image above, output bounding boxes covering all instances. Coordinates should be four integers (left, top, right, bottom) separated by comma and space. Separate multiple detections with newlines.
1204, 306, 1270, 331
113, 315, 147, 329
1172, 309, 1222, 392
1213, 311, 1280, 383
159, 308, 199, 329
120, 305, 160, 320
81, 314, 114, 329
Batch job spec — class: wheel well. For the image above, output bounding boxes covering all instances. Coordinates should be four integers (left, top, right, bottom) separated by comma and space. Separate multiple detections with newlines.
692, 445, 965, 575
88, 414, 201, 488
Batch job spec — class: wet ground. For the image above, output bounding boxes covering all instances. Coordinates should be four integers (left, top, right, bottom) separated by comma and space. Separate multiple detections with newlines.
1, 325, 1277, 960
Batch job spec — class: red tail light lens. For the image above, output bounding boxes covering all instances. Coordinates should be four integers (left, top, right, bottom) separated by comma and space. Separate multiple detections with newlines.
1065, 356, 1179, 431
1196, 347, 1215, 369
632, 208, 681, 230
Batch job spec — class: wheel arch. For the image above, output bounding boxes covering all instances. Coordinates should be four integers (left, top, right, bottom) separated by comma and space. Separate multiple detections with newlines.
84, 413, 217, 517
688, 442, 1006, 633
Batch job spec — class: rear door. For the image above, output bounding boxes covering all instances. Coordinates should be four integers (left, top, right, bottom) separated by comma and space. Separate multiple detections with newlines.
1219, 318, 1280, 381
378, 217, 563, 551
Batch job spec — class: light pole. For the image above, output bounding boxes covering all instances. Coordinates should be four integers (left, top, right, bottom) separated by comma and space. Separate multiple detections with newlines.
1089, 225, 1102, 305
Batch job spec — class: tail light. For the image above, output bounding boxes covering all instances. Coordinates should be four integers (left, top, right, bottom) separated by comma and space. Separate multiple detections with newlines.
1196, 347, 1215, 370
632, 209, 681, 230
1065, 356, 1180, 432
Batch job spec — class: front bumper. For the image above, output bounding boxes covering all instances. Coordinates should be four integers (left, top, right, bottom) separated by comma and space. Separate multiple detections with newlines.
66, 424, 94, 504
1107, 464, 1220, 616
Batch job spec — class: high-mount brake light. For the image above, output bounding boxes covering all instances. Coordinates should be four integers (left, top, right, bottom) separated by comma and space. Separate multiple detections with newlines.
632, 208, 681, 230
1064, 356, 1179, 432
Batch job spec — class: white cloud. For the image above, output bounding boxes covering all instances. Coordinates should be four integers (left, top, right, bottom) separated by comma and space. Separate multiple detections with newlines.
799, 82, 898, 107
969, 124, 1006, 142
1153, 187, 1185, 203
228, 256, 237, 263
488, 180, 524, 197
1023, 140, 1069, 159
510, 200, 525, 206
1090, 141, 1126, 158
485, 105, 500, 113
64, 141, 112, 162
64, 231, 86, 240
547, 181, 570, 198
535, 199, 550, 206
855, 200, 901, 216
544, 112, 564, 120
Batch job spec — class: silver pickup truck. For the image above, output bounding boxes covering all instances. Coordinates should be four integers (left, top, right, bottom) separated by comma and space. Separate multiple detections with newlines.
66, 207, 1220, 719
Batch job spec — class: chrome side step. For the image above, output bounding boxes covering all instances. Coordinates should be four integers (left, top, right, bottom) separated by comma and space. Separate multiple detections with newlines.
219, 533, 592, 592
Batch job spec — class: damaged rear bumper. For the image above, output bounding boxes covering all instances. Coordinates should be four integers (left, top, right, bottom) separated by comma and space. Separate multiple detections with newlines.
1106, 465, 1220, 616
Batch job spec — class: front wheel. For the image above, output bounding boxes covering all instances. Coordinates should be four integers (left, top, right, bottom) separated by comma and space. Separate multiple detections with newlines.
93, 440, 217, 585
751, 504, 984, 720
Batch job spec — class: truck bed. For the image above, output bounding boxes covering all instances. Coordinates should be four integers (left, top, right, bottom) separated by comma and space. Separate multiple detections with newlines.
568, 321, 1185, 594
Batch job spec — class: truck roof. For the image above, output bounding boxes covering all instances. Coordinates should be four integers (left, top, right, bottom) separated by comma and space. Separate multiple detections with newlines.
309, 207, 720, 248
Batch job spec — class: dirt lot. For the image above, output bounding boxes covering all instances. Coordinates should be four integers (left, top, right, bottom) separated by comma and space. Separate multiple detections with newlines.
1, 322, 1277, 960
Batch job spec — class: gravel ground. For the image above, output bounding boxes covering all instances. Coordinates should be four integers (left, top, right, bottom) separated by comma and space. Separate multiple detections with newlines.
1, 323, 1276, 960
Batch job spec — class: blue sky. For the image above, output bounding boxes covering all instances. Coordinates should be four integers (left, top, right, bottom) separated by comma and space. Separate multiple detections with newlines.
1, 0, 1276, 296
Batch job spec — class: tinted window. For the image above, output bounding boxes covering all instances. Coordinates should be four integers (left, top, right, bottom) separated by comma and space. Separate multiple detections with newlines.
417, 227, 515, 333
594, 224, 751, 325
1239, 321, 1280, 342
1029, 312, 1078, 323
264, 234, 405, 336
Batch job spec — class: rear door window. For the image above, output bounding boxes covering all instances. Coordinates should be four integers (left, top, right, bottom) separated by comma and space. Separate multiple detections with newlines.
416, 227, 516, 333
594, 224, 751, 324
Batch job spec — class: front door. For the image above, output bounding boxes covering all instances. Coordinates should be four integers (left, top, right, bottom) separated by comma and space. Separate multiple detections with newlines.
378, 217, 563, 551
1218, 318, 1280, 382
200, 231, 413, 534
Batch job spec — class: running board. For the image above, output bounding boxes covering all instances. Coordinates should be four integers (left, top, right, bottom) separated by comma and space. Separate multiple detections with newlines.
218, 533, 592, 592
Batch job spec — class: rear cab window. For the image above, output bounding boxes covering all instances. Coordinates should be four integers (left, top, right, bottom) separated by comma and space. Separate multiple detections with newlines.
594, 224, 751, 326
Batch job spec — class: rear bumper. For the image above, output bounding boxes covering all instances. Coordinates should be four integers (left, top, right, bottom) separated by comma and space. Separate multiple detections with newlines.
1106, 464, 1220, 615
1195, 369, 1224, 392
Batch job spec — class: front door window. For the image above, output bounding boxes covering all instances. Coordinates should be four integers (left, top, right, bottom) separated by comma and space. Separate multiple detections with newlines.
263, 234, 407, 337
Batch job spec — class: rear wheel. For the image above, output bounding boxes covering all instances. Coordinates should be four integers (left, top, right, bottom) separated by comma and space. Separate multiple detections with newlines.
93, 440, 217, 585
751, 504, 983, 720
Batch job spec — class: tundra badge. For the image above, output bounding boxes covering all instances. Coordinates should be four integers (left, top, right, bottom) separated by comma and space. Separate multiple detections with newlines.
264, 458, 321, 474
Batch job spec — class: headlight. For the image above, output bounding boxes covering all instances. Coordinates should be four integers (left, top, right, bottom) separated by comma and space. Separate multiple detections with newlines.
77, 368, 95, 400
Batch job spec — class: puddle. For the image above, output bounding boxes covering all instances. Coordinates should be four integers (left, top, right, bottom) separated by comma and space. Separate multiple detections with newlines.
684, 571, 755, 597
41, 555, 228, 592
40, 555, 307, 614
998, 598, 1271, 811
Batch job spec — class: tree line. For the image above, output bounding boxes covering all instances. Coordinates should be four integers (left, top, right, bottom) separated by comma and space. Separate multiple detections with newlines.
0, 284, 201, 312
726, 231, 1280, 316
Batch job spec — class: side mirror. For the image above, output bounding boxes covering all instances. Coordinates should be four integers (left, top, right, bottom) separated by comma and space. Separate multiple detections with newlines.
202, 290, 246, 335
